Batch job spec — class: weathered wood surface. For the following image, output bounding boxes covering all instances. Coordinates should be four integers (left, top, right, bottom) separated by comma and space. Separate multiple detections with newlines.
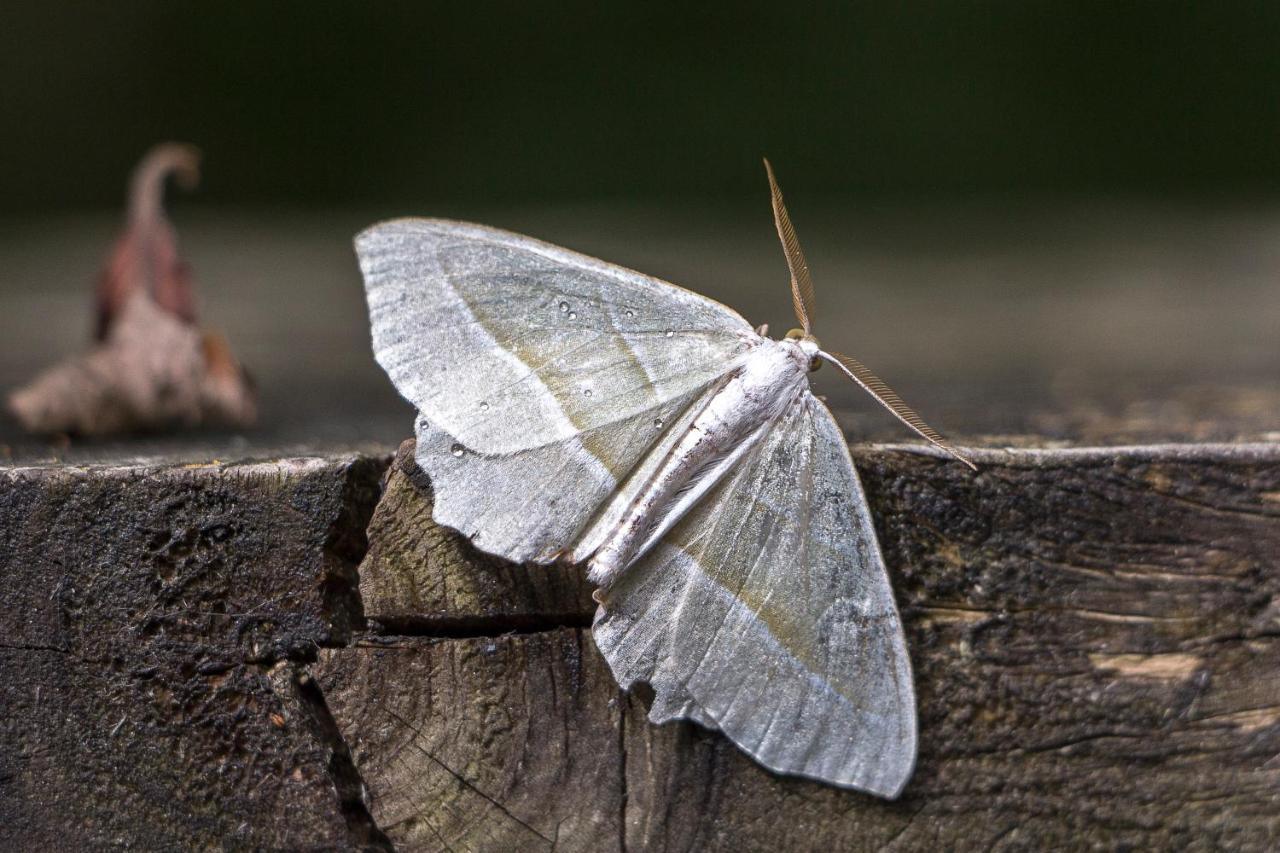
341, 440, 1280, 852
0, 454, 390, 850
2, 437, 1279, 850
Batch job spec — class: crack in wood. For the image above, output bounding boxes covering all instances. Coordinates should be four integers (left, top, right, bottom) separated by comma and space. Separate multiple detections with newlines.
5, 440, 1279, 848
618, 688, 628, 853
368, 612, 594, 639
384, 707, 556, 850
0, 642, 71, 654
876, 802, 928, 850
291, 666, 397, 852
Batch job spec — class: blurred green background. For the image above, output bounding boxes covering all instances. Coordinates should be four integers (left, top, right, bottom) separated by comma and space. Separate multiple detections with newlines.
5, 2, 1280, 212
3, 3, 1279, 455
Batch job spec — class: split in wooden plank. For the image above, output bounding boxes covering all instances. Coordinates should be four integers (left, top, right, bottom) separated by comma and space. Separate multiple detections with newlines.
2, 438, 1277, 850
341, 438, 1280, 852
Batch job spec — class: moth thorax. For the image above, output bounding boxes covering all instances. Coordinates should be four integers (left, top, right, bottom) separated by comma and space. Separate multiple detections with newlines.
786, 330, 823, 372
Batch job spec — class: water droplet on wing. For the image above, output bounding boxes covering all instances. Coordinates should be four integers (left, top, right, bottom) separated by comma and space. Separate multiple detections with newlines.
559, 301, 570, 313
450, 443, 465, 457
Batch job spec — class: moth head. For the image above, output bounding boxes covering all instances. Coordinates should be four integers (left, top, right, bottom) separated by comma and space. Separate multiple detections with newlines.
785, 328, 823, 371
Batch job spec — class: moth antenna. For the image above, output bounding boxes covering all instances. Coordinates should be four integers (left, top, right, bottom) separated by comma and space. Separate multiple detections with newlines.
763, 158, 817, 335
819, 351, 977, 470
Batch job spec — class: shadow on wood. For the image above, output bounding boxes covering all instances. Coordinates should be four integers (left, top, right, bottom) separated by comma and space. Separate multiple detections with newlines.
335, 439, 1280, 851
2, 437, 1277, 850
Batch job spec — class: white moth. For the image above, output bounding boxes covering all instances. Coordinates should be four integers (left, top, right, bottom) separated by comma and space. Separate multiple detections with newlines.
356, 161, 974, 799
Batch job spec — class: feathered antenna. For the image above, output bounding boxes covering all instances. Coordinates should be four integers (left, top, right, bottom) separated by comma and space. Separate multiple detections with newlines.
819, 351, 977, 470
764, 158, 817, 335
764, 158, 976, 470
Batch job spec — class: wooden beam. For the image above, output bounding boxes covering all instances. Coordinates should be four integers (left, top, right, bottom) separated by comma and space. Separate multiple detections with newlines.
2, 438, 1277, 849
343, 440, 1280, 851
0, 454, 390, 850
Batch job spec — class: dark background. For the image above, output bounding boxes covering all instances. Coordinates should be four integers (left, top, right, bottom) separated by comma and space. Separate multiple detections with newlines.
3, 3, 1278, 456
4, 2, 1280, 213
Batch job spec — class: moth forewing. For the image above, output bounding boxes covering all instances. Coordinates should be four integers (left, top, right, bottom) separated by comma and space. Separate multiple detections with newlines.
583, 339, 812, 588
357, 197, 951, 800
357, 218, 754, 564
569, 378, 730, 565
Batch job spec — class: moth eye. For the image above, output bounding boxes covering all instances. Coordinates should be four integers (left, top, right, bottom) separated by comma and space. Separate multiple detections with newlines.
809, 356, 822, 372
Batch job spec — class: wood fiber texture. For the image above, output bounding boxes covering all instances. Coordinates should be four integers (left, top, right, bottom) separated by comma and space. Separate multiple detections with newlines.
0, 454, 389, 850
342, 440, 1280, 852
357, 445, 595, 635
2, 438, 1278, 851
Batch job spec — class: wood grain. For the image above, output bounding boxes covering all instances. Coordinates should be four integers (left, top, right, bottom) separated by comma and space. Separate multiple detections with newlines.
358, 443, 595, 635
0, 454, 388, 850
334, 439, 1280, 851
2, 438, 1277, 850
315, 630, 622, 853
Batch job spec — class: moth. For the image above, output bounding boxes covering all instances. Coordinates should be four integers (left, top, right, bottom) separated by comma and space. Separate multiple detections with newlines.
356, 161, 974, 799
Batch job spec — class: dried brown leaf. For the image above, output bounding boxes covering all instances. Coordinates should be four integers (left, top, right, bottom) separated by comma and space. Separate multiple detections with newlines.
96, 142, 201, 339
6, 144, 256, 436
8, 293, 256, 435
